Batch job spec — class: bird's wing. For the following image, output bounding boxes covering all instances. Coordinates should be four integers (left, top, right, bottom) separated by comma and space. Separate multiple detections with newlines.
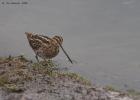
39, 34, 51, 40
28, 38, 42, 50
34, 34, 52, 45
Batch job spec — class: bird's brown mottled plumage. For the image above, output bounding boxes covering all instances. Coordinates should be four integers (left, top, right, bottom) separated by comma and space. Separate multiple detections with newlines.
25, 32, 63, 61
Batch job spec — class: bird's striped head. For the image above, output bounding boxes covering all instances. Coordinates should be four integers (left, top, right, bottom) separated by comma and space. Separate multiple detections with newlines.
52, 35, 63, 45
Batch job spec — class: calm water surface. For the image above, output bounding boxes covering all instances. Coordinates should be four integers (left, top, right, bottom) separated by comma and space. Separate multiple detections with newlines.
1, 0, 140, 91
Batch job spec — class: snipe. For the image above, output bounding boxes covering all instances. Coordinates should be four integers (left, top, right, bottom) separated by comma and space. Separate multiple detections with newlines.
25, 32, 73, 64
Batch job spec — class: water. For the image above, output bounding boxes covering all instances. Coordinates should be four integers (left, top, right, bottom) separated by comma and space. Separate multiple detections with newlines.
0, 0, 140, 91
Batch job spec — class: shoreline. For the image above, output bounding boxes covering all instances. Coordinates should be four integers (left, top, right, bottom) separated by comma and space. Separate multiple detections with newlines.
0, 55, 139, 100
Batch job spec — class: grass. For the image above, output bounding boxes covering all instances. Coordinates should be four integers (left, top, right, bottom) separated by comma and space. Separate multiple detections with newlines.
55, 72, 91, 85
0, 55, 92, 92
126, 89, 140, 96
0, 74, 9, 86
4, 84, 24, 93
104, 85, 120, 92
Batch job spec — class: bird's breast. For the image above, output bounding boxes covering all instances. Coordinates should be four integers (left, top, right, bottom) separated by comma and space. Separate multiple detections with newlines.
43, 45, 59, 59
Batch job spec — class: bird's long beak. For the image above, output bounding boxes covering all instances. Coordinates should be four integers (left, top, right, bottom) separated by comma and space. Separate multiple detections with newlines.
58, 43, 73, 64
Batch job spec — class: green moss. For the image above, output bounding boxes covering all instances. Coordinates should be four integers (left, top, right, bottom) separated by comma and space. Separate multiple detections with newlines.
56, 72, 91, 85
5, 84, 24, 93
39, 60, 56, 67
31, 60, 57, 77
104, 85, 120, 92
18, 55, 29, 62
0, 74, 9, 86
127, 89, 140, 96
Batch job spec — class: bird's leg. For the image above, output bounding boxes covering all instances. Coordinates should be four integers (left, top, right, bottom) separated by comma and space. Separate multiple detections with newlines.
35, 54, 39, 62
34, 54, 41, 80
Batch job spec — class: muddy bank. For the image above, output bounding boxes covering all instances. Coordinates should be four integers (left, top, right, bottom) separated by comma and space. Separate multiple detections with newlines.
0, 56, 138, 100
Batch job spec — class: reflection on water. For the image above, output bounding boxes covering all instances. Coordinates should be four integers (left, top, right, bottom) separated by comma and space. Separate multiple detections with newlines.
1, 0, 140, 91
